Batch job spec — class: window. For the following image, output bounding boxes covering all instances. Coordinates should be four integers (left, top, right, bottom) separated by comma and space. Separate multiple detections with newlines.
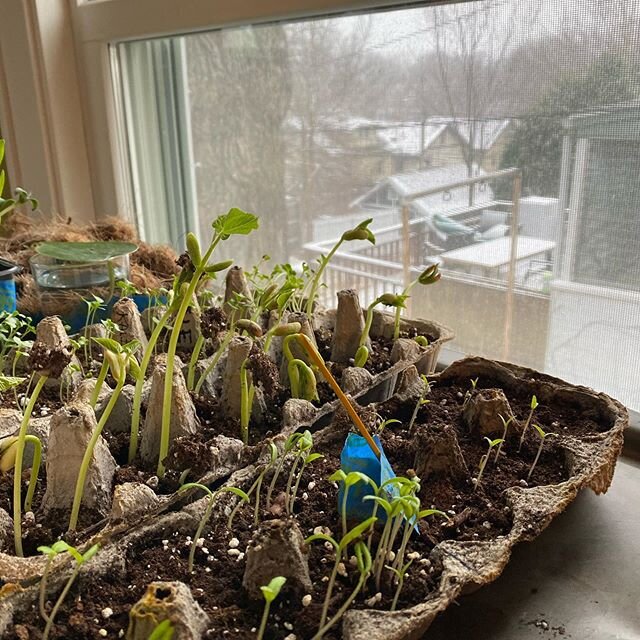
12, 0, 637, 412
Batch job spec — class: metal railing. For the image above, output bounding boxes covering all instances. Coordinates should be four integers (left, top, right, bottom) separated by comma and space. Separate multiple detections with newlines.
303, 168, 527, 360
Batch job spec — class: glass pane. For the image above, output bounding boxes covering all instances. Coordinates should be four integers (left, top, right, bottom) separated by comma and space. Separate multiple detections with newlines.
116, 1, 640, 410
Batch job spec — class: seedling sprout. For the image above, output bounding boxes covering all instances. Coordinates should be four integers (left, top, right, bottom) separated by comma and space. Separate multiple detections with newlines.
494, 414, 513, 463
257, 577, 287, 640
527, 425, 557, 482
42, 543, 100, 640
474, 437, 504, 492
519, 395, 539, 452
392, 263, 440, 341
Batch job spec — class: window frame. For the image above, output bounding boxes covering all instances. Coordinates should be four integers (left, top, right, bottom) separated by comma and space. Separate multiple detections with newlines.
69, 0, 460, 222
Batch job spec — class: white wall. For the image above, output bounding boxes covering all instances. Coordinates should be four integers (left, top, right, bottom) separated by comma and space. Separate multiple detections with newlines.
545, 279, 640, 410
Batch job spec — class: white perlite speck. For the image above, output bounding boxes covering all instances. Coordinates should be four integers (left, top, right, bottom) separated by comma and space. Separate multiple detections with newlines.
98, 630, 107, 637
302, 594, 312, 607
228, 537, 240, 548
101, 607, 114, 619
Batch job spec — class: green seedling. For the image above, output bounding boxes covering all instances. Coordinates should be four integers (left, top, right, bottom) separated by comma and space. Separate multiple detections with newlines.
239, 356, 253, 445
393, 263, 440, 340
193, 328, 234, 396
42, 543, 99, 639
263, 320, 301, 355
305, 517, 377, 632
313, 540, 372, 639
329, 469, 376, 543
0, 139, 38, 225
37, 541, 72, 623
414, 335, 429, 347
82, 294, 105, 363
284, 430, 312, 514
354, 293, 406, 368
13, 373, 48, 556
265, 432, 306, 509
88, 320, 120, 408
462, 377, 479, 408
408, 374, 431, 431
257, 576, 286, 640
378, 418, 402, 432
1, 370, 27, 419
527, 425, 557, 482
68, 338, 140, 531
60, 363, 82, 404
158, 210, 256, 476
0, 311, 35, 373
283, 334, 318, 401
228, 443, 278, 528
518, 395, 539, 452
178, 482, 249, 572
494, 414, 514, 464
0, 433, 42, 511
148, 620, 175, 640
305, 218, 375, 316
475, 437, 504, 492
289, 451, 323, 515
115, 279, 139, 299
386, 558, 413, 611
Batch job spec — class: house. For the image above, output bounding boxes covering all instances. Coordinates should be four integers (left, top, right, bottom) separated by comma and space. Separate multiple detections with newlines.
351, 163, 495, 218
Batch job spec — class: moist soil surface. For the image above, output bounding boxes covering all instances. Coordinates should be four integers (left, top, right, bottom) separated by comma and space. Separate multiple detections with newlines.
4, 373, 610, 640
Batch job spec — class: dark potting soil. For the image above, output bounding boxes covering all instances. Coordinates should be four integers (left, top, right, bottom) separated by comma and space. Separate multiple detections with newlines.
314, 326, 434, 378
5, 373, 608, 640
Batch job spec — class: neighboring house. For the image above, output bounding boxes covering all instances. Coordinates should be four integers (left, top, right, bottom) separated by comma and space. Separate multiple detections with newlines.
351, 163, 494, 218
546, 101, 640, 411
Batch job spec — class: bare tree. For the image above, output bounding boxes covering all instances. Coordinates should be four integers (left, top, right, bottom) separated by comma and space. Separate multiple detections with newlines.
187, 25, 292, 265
426, 1, 543, 201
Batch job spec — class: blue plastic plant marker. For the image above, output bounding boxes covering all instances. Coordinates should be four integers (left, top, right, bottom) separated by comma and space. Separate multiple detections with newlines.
338, 433, 400, 524
0, 278, 17, 313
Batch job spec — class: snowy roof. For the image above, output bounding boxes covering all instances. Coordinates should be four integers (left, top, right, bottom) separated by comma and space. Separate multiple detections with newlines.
283, 114, 510, 155
352, 163, 495, 217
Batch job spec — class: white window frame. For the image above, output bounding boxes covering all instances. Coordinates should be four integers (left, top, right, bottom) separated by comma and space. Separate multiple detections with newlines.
2, 0, 437, 227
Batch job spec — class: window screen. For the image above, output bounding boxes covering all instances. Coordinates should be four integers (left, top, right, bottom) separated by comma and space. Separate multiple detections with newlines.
115, 0, 640, 411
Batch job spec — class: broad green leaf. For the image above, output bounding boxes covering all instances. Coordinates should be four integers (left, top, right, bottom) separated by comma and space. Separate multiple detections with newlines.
362, 495, 393, 515
212, 208, 259, 238
81, 544, 100, 563
37, 545, 54, 557
329, 470, 346, 483
51, 540, 71, 554
531, 395, 539, 410
92, 337, 121, 353
533, 424, 546, 439
0, 376, 26, 392
36, 241, 138, 263
149, 620, 174, 640
304, 453, 323, 465
260, 576, 286, 603
339, 516, 377, 550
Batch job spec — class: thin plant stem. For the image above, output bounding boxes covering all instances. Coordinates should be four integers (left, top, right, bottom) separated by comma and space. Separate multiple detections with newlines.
69, 369, 126, 531
90, 358, 109, 408
313, 575, 367, 640
284, 455, 302, 515
186, 333, 205, 391
39, 557, 52, 623
240, 359, 250, 445
256, 600, 272, 640
42, 564, 81, 640
319, 554, 341, 629
188, 498, 214, 573
390, 573, 405, 612
159, 237, 221, 476
527, 440, 545, 482
266, 453, 287, 509
23, 434, 42, 512
305, 241, 343, 317
194, 330, 233, 395
128, 304, 173, 463
13, 374, 47, 556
